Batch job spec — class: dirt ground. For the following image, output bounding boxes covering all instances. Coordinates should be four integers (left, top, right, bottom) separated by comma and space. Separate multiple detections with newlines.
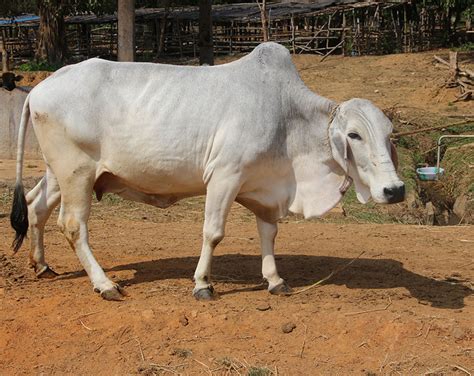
1, 51, 473, 375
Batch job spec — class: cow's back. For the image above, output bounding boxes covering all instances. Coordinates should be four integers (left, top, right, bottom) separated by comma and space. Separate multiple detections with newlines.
28, 43, 300, 193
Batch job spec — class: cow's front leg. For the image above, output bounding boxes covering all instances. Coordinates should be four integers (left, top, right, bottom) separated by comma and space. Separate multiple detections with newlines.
193, 173, 241, 300
256, 217, 292, 295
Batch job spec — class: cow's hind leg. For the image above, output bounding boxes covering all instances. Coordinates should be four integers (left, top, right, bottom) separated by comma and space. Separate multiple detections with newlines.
57, 169, 125, 301
26, 167, 61, 278
256, 217, 292, 295
193, 173, 242, 300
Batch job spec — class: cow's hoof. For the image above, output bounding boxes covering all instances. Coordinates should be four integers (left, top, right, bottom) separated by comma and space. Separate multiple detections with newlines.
193, 286, 216, 301
97, 285, 127, 301
35, 265, 59, 279
269, 281, 292, 295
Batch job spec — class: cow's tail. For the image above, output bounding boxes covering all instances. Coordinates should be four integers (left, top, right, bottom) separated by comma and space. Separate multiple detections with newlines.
10, 94, 30, 253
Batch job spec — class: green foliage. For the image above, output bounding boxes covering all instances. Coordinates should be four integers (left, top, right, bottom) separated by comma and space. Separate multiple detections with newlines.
396, 136, 418, 150
69, 0, 117, 16
446, 123, 474, 134
98, 193, 125, 205
0, 0, 35, 17
0, 0, 117, 17
135, 0, 244, 6
461, 2, 474, 20
453, 42, 474, 51
397, 147, 418, 194
18, 59, 62, 71
438, 143, 474, 199
422, 0, 472, 12
412, 150, 425, 166
340, 188, 393, 224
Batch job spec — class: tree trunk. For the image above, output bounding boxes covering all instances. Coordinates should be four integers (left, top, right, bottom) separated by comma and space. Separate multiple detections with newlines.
199, 0, 214, 65
36, 0, 66, 65
118, 0, 135, 62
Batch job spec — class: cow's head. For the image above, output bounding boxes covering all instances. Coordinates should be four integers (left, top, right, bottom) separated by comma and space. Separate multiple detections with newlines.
1, 72, 23, 91
329, 98, 405, 204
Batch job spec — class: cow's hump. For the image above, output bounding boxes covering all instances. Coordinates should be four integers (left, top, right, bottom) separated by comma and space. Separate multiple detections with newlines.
248, 42, 293, 71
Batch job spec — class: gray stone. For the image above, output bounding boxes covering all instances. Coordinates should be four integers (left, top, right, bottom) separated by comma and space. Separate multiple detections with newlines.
425, 202, 435, 225
453, 195, 468, 219
281, 322, 296, 333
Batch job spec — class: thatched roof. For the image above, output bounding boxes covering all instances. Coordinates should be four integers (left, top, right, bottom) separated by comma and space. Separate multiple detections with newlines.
67, 1, 404, 24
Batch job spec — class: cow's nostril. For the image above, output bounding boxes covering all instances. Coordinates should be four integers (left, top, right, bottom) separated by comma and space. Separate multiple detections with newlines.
384, 185, 405, 204
383, 187, 394, 196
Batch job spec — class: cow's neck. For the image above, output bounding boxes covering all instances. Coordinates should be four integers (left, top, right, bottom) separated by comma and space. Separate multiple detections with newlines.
285, 87, 348, 218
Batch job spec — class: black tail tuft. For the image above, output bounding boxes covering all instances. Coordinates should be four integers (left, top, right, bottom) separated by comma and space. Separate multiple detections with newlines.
10, 184, 29, 253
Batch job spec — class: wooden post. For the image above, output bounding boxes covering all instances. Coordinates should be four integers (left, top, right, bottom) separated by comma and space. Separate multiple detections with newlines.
87, 24, 92, 58
256, 0, 268, 42
327, 14, 331, 52
391, 9, 398, 42
109, 22, 114, 59
177, 20, 183, 58
1, 31, 9, 72
118, 0, 135, 62
342, 11, 346, 56
199, 0, 214, 65
158, 18, 167, 58
448, 51, 459, 82
154, 18, 159, 55
403, 4, 407, 53
229, 21, 234, 53
356, 15, 360, 55
291, 14, 296, 54
268, 8, 271, 39
313, 17, 318, 50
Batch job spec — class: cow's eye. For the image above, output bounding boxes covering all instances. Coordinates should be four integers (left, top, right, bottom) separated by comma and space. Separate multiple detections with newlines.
348, 133, 362, 140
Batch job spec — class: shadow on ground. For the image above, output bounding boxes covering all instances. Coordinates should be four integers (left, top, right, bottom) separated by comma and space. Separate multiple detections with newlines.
57, 254, 472, 309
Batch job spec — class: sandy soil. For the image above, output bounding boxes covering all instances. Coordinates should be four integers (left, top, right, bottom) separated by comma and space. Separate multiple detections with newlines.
1, 195, 473, 375
294, 51, 473, 117
1, 51, 473, 375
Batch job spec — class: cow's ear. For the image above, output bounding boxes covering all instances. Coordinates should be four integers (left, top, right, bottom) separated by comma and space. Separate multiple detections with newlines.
329, 126, 348, 173
352, 172, 371, 203
345, 145, 371, 203
390, 141, 398, 171
14, 75, 23, 82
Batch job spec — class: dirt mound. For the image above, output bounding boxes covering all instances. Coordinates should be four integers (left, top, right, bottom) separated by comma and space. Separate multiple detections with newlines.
419, 142, 474, 224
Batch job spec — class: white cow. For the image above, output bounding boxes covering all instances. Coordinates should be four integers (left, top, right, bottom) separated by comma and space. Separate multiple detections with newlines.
11, 42, 404, 300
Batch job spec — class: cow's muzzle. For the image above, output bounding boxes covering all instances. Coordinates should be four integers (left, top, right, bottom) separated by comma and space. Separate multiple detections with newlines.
383, 184, 405, 204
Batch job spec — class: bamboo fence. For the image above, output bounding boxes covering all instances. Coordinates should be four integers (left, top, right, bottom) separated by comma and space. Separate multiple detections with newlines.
0, 1, 469, 64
